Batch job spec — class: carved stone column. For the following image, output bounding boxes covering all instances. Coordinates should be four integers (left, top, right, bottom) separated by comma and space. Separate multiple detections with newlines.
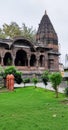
44, 53, 48, 69
28, 57, 30, 67
27, 54, 31, 67
1, 49, 5, 66
1, 56, 4, 66
12, 50, 16, 66
12, 56, 15, 66
36, 55, 39, 68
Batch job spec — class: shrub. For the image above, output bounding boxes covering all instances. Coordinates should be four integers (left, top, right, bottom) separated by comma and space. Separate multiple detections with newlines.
41, 71, 49, 87
2, 66, 22, 84
32, 77, 38, 88
14, 71, 22, 84
65, 87, 68, 97
49, 72, 62, 98
4, 66, 16, 77
23, 78, 30, 87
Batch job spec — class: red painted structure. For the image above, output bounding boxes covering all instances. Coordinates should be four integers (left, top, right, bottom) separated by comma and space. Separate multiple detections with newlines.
6, 74, 14, 91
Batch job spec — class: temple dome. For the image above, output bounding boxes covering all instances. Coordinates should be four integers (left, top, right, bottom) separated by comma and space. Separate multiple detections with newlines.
36, 11, 58, 45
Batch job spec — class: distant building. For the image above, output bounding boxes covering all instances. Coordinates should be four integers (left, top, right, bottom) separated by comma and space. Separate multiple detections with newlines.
65, 54, 68, 68
59, 63, 64, 72
0, 11, 60, 75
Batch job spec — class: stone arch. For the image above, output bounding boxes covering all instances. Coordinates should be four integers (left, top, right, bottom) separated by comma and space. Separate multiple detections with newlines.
3, 52, 12, 66
15, 50, 28, 66
0, 42, 9, 49
39, 55, 45, 67
11, 37, 35, 51
30, 54, 36, 66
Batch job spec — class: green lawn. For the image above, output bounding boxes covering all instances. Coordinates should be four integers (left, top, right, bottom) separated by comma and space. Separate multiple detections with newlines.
0, 87, 68, 130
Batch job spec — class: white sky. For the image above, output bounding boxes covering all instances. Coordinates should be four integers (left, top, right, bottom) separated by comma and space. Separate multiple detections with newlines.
0, 0, 68, 65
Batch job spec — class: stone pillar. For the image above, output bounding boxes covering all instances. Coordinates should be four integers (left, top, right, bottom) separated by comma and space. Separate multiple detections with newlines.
12, 56, 15, 66
44, 53, 48, 70
1, 56, 4, 66
12, 50, 16, 66
27, 54, 30, 67
28, 57, 30, 67
36, 55, 39, 68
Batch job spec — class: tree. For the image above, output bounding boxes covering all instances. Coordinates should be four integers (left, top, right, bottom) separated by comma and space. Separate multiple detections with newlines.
32, 77, 38, 88
2, 22, 22, 39
21, 23, 36, 42
41, 71, 49, 88
0, 22, 36, 42
49, 72, 62, 98
0, 28, 6, 39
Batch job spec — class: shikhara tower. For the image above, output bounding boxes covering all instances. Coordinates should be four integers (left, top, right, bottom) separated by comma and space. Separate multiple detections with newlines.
36, 11, 59, 71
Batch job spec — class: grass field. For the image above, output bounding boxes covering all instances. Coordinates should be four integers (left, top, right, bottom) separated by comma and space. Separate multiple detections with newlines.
0, 87, 68, 130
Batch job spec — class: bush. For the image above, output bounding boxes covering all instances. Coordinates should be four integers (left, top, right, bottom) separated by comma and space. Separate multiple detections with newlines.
4, 66, 16, 76
32, 77, 38, 88
65, 87, 68, 97
15, 71, 22, 84
49, 72, 62, 98
41, 71, 49, 87
2, 66, 22, 84
23, 78, 30, 87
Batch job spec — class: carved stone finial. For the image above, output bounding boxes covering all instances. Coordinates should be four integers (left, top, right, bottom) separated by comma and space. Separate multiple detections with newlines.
45, 10, 47, 15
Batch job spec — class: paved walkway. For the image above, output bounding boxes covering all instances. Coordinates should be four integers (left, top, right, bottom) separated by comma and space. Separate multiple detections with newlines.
14, 82, 65, 93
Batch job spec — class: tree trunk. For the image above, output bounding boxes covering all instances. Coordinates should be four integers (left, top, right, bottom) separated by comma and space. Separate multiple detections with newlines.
55, 88, 58, 98
34, 83, 36, 88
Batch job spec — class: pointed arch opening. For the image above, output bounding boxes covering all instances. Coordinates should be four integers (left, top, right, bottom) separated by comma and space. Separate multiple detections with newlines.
3, 52, 12, 66
15, 50, 28, 66
30, 54, 36, 66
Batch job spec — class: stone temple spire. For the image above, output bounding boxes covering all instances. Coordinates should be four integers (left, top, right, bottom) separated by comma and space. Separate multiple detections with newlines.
36, 11, 58, 45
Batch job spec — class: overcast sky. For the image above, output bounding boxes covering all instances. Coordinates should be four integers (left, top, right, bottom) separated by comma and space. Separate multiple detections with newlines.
0, 0, 68, 65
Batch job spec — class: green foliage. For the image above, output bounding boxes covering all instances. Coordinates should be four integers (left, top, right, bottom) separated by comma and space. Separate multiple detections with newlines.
4, 66, 16, 76
0, 28, 6, 39
23, 78, 30, 87
41, 71, 49, 86
14, 71, 22, 84
0, 22, 36, 42
2, 66, 22, 84
7, 58, 12, 65
0, 66, 4, 76
32, 77, 38, 88
21, 23, 36, 42
2, 22, 22, 39
65, 87, 68, 97
49, 72, 62, 90
49, 72, 62, 97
